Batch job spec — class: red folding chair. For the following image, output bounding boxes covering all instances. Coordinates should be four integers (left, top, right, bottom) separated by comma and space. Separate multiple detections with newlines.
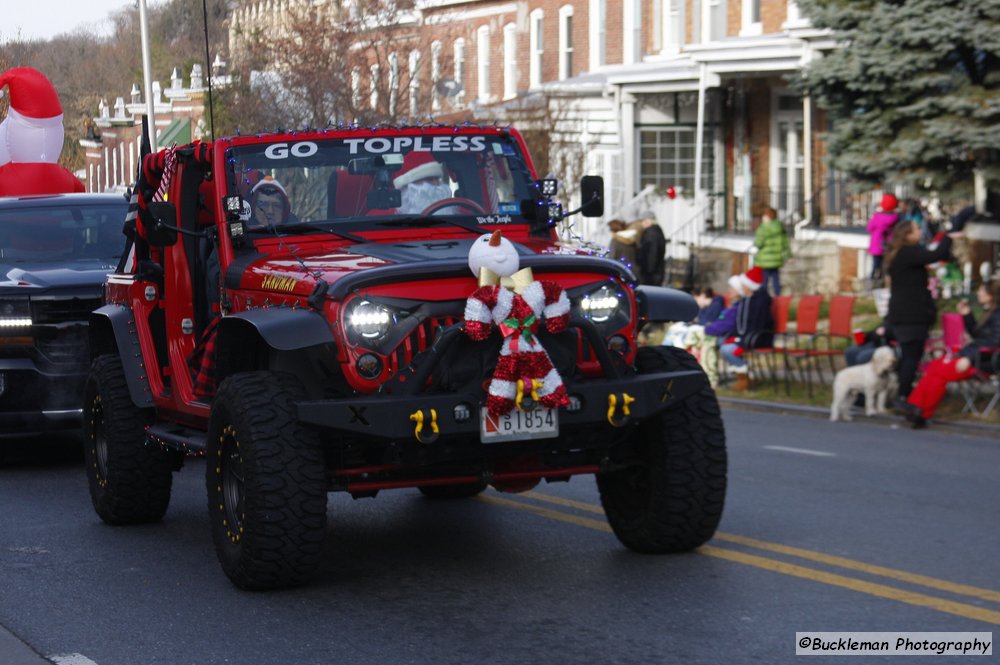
807, 295, 855, 383
783, 295, 823, 396
938, 313, 1000, 416
744, 294, 792, 388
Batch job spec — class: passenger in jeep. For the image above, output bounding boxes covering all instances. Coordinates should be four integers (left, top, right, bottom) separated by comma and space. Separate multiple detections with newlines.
250, 177, 292, 227
394, 152, 456, 214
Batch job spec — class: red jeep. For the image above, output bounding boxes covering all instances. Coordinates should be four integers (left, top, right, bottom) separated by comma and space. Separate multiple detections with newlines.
85, 126, 726, 589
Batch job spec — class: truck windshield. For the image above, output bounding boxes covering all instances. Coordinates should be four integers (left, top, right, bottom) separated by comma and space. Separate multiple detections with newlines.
0, 202, 126, 264
225, 134, 536, 230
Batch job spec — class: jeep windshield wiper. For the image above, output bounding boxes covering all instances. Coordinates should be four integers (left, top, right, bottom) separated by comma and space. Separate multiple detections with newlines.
376, 216, 490, 235
270, 223, 369, 244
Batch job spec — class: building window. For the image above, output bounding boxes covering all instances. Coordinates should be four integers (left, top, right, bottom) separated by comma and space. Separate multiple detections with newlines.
409, 50, 421, 117
559, 5, 574, 80
431, 41, 442, 112
662, 0, 684, 52
638, 127, 714, 192
454, 38, 466, 103
388, 53, 399, 117
701, 0, 725, 43
351, 67, 361, 110
369, 64, 380, 111
623, 0, 641, 64
741, 0, 762, 35
477, 25, 491, 102
503, 23, 517, 100
529, 10, 544, 89
588, 0, 606, 70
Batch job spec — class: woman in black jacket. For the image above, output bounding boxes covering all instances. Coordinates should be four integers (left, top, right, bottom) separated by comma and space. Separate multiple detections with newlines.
884, 220, 954, 399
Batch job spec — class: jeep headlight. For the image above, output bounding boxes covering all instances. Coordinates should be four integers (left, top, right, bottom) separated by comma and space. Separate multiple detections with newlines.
0, 299, 32, 332
580, 285, 621, 323
348, 300, 394, 340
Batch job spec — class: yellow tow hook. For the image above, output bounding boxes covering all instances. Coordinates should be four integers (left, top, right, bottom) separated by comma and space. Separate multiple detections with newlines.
409, 408, 440, 444
607, 393, 636, 427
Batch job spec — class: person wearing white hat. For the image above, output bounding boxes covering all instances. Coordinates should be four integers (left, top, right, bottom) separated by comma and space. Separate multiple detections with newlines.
249, 177, 292, 228
0, 67, 84, 196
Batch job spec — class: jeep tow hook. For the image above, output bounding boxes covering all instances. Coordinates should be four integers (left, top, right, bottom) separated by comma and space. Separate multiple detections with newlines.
606, 393, 636, 427
409, 409, 440, 444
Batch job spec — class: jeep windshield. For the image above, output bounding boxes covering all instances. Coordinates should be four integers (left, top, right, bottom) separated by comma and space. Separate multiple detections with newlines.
225, 133, 537, 233
0, 201, 126, 265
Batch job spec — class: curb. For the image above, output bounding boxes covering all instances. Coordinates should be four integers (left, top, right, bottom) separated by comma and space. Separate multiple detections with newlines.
0, 624, 50, 665
718, 396, 1000, 439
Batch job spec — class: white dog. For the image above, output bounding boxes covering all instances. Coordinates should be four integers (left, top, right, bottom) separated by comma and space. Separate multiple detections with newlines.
830, 346, 897, 421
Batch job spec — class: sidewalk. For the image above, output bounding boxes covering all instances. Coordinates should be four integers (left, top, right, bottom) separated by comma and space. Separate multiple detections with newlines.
0, 625, 50, 665
719, 395, 1000, 440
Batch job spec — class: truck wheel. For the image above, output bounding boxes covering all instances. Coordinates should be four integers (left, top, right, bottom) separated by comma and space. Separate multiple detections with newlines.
83, 355, 173, 524
207, 371, 327, 590
418, 481, 488, 499
597, 345, 727, 553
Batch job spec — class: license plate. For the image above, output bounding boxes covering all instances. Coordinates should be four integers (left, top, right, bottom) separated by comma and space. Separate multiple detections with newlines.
480, 406, 559, 443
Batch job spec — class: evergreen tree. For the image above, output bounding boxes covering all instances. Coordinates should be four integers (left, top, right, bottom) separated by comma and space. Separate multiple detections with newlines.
797, 0, 1000, 191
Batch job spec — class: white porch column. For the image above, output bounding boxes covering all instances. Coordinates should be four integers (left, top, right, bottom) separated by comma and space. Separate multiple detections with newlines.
621, 91, 637, 198
694, 64, 707, 210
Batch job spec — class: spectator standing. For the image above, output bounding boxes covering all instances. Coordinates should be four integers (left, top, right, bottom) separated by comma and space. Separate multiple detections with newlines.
903, 280, 1000, 428
607, 218, 639, 267
635, 211, 667, 286
884, 220, 954, 401
867, 193, 900, 281
753, 207, 791, 295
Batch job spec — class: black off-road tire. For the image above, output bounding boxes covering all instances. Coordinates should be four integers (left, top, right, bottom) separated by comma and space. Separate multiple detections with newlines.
83, 355, 174, 524
206, 371, 327, 590
418, 481, 488, 499
597, 345, 727, 553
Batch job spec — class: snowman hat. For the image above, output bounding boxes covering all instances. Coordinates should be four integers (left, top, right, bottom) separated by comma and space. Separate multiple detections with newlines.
393, 151, 444, 189
0, 67, 65, 165
0, 67, 64, 119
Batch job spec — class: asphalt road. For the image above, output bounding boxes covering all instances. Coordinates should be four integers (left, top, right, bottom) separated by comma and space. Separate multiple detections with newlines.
1, 408, 997, 665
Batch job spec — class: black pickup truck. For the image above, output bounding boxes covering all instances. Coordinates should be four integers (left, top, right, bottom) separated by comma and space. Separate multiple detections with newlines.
0, 193, 127, 436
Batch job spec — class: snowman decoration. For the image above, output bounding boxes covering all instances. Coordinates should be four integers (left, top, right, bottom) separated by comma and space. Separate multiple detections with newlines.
464, 230, 571, 419
0, 67, 85, 196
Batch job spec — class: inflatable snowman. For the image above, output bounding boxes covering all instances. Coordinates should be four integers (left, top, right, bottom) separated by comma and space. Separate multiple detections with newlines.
0, 67, 85, 196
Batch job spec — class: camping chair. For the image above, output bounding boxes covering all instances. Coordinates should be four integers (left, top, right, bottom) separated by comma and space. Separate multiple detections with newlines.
939, 312, 1000, 417
805, 295, 856, 384
782, 295, 823, 397
744, 294, 792, 388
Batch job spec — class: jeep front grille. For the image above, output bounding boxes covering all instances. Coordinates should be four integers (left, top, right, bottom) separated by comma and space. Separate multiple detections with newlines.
386, 315, 459, 376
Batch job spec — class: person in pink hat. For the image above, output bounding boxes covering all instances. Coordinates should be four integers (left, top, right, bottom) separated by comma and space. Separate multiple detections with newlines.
866, 192, 900, 281
0, 67, 85, 196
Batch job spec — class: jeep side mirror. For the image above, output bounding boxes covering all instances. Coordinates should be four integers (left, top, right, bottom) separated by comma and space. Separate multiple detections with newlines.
144, 201, 179, 247
580, 176, 604, 218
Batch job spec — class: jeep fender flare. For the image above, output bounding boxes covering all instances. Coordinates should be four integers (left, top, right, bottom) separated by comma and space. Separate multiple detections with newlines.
90, 304, 155, 408
635, 285, 699, 324
214, 308, 336, 382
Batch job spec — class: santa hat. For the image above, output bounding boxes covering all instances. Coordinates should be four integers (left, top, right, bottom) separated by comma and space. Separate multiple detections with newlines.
879, 193, 898, 212
393, 151, 444, 189
0, 67, 65, 165
728, 265, 764, 294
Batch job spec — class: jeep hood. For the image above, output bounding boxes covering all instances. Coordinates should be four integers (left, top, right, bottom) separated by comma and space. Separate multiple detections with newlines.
230, 238, 634, 299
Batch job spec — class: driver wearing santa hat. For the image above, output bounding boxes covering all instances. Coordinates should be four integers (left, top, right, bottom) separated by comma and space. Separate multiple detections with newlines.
0, 67, 85, 196
394, 151, 455, 214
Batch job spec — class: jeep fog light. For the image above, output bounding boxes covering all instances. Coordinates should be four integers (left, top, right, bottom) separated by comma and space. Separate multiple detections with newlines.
356, 353, 383, 379
349, 300, 394, 340
580, 285, 620, 323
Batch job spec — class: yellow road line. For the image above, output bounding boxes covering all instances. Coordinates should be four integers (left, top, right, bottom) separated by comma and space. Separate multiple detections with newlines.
480, 494, 1000, 627
520, 490, 1000, 604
